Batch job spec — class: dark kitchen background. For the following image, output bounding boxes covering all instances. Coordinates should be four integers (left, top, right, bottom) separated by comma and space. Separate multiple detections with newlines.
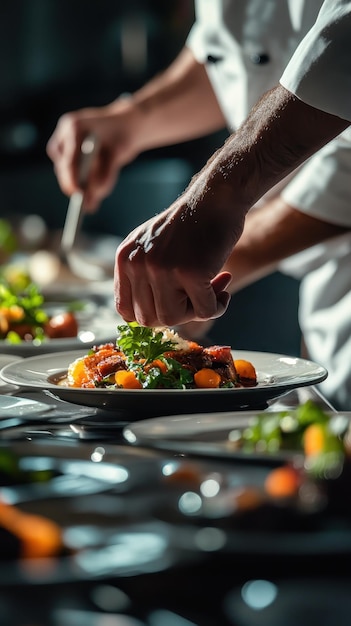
0, 0, 301, 355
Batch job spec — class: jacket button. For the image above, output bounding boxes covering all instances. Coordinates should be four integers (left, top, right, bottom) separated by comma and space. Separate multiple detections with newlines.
207, 54, 223, 63
251, 52, 270, 65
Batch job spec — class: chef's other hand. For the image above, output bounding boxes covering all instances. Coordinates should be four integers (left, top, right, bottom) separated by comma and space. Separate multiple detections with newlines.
46, 97, 140, 212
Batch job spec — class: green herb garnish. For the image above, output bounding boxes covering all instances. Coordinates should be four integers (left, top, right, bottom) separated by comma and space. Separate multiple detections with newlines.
116, 322, 177, 364
241, 400, 347, 477
115, 323, 195, 389
0, 280, 49, 344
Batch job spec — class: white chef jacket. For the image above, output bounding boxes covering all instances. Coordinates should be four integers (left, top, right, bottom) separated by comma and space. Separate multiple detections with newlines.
187, 0, 351, 409
280, 0, 351, 122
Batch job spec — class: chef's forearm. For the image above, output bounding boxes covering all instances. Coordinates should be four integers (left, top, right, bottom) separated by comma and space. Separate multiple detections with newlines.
128, 47, 226, 151
193, 85, 349, 220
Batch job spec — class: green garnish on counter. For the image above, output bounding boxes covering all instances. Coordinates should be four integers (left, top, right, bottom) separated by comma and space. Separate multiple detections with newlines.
241, 400, 348, 478
0, 279, 49, 343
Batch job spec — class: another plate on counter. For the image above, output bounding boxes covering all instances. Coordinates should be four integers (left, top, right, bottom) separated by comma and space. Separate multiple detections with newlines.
123, 408, 349, 460
0, 349, 328, 415
0, 292, 121, 357
123, 410, 286, 459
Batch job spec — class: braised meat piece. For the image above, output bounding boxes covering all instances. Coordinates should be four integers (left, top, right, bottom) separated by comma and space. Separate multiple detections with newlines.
166, 343, 238, 385
68, 343, 127, 388
204, 346, 238, 383
165, 342, 207, 372
84, 344, 127, 385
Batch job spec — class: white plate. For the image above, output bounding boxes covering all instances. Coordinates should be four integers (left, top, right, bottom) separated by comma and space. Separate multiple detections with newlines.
124, 409, 351, 460
123, 411, 271, 459
0, 292, 122, 357
0, 354, 23, 372
0, 349, 328, 415
0, 354, 23, 391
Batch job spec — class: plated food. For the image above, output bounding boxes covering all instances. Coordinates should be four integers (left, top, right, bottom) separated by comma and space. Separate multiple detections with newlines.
125, 400, 350, 470
66, 322, 257, 391
0, 347, 328, 413
0, 268, 122, 356
0, 265, 80, 344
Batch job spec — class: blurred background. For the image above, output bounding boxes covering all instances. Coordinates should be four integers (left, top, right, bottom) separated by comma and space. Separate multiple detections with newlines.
0, 0, 301, 355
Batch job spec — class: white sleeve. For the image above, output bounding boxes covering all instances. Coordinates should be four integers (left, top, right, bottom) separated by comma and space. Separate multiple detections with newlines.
280, 0, 351, 122
186, 21, 209, 64
281, 132, 351, 227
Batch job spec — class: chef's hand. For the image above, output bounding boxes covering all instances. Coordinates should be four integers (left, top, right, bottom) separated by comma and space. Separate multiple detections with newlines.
114, 170, 245, 327
46, 97, 140, 212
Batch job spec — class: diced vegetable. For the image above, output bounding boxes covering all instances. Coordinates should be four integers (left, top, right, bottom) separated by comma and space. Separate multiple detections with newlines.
264, 465, 301, 498
115, 370, 142, 389
234, 359, 257, 381
194, 368, 222, 388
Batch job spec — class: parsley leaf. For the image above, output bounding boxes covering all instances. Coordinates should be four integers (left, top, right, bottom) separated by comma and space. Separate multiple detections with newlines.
116, 322, 177, 364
